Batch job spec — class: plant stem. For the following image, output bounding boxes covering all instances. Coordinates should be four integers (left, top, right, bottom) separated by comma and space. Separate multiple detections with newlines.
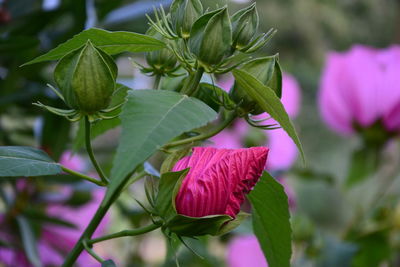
163, 111, 237, 149
180, 67, 204, 96
88, 224, 160, 245
84, 116, 108, 184
61, 166, 106, 186
83, 240, 104, 263
153, 74, 162, 90
62, 171, 136, 266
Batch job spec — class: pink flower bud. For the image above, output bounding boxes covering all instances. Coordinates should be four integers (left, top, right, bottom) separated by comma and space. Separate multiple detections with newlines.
173, 147, 269, 218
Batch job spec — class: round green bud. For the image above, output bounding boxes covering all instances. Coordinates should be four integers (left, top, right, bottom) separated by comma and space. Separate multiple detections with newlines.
188, 7, 232, 67
230, 56, 282, 115
145, 28, 177, 75
231, 3, 259, 51
54, 40, 117, 114
170, 0, 203, 38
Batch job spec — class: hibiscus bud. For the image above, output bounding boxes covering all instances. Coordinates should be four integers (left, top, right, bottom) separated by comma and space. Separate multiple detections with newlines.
54, 40, 118, 113
230, 55, 282, 115
173, 147, 268, 218
145, 28, 177, 75
188, 7, 232, 67
170, 0, 203, 38
231, 3, 259, 51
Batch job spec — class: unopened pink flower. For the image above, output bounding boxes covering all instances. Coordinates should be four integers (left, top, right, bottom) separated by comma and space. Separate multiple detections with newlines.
173, 147, 269, 218
319, 45, 400, 135
226, 235, 268, 267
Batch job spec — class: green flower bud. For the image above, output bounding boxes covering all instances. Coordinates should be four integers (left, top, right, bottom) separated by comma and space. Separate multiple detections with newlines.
145, 28, 177, 75
188, 7, 232, 67
231, 3, 259, 51
230, 55, 282, 115
170, 0, 203, 38
54, 40, 117, 113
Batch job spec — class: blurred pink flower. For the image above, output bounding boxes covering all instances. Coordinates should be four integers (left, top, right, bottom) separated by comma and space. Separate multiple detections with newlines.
60, 151, 86, 172
227, 235, 268, 267
173, 147, 269, 218
0, 191, 107, 267
319, 45, 400, 135
0, 151, 106, 267
211, 73, 302, 171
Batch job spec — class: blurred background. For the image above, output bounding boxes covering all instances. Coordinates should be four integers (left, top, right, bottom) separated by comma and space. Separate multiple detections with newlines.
1, 0, 400, 266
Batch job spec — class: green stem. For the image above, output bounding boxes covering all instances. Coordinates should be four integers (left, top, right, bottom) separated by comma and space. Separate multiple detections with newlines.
180, 67, 204, 96
84, 116, 108, 184
88, 224, 160, 245
83, 240, 104, 263
153, 74, 162, 90
163, 111, 237, 149
62, 170, 139, 266
61, 166, 106, 186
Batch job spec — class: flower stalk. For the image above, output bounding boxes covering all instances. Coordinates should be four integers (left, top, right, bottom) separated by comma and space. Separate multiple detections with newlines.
84, 116, 109, 184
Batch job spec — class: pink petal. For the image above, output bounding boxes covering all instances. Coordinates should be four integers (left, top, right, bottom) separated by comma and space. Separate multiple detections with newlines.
281, 73, 302, 118
318, 52, 355, 135
266, 129, 298, 171
209, 129, 243, 149
174, 147, 268, 218
226, 235, 268, 267
59, 151, 86, 172
319, 45, 400, 135
383, 100, 400, 132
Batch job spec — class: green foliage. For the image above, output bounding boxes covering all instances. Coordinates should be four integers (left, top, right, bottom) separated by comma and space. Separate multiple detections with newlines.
232, 69, 304, 162
0, 146, 62, 177
106, 90, 217, 202
23, 28, 165, 66
16, 216, 41, 267
102, 260, 117, 267
248, 172, 292, 267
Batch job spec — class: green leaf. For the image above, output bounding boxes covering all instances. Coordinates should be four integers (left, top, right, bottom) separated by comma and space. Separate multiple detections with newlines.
248, 172, 292, 267
0, 146, 62, 177
23, 28, 165, 66
106, 90, 217, 202
73, 84, 130, 151
102, 259, 117, 267
16, 216, 42, 267
232, 69, 305, 162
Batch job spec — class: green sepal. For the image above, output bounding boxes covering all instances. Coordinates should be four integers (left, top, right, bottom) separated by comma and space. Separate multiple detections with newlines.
217, 211, 250, 236
165, 213, 232, 236
189, 7, 232, 67
160, 147, 192, 174
54, 40, 118, 113
155, 169, 189, 220
230, 55, 282, 115
170, 0, 203, 38
231, 3, 259, 51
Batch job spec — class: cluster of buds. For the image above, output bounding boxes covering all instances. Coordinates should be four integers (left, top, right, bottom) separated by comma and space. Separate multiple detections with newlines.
146, 0, 283, 127
34, 41, 120, 122
148, 0, 276, 73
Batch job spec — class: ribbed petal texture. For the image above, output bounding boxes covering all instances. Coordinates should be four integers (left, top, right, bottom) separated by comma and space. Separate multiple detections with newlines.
173, 147, 269, 218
